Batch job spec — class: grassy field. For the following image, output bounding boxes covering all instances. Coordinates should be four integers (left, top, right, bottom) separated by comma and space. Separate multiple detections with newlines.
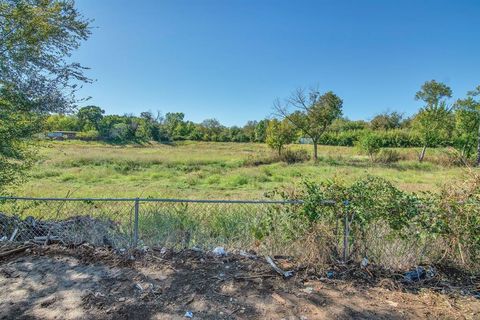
8, 140, 472, 199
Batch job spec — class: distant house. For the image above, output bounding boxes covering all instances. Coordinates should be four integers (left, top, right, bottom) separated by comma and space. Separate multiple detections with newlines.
46, 131, 78, 140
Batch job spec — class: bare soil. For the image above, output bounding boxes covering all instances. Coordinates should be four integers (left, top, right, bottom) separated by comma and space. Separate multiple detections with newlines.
0, 244, 479, 320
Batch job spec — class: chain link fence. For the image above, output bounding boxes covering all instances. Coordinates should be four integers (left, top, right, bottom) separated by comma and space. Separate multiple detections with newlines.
0, 196, 443, 270
0, 197, 313, 254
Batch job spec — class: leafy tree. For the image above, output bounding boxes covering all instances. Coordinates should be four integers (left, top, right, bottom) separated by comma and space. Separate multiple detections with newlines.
330, 118, 368, 132
370, 111, 403, 131
274, 88, 343, 160
266, 119, 295, 155
0, 0, 91, 191
199, 118, 224, 141
357, 132, 382, 161
254, 119, 268, 142
455, 85, 480, 165
77, 106, 104, 131
164, 112, 189, 140
414, 80, 454, 162
44, 114, 79, 131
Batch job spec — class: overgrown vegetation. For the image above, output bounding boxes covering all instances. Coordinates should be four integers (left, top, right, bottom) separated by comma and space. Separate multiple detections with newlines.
261, 173, 480, 273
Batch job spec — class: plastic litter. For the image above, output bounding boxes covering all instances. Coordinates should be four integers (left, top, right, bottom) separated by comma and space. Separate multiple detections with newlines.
184, 311, 193, 318
361, 257, 369, 268
403, 266, 436, 282
212, 247, 227, 256
326, 271, 335, 279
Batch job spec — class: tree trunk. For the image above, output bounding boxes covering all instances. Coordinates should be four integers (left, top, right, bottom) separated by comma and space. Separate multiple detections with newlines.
476, 123, 480, 166
419, 145, 427, 162
313, 141, 318, 161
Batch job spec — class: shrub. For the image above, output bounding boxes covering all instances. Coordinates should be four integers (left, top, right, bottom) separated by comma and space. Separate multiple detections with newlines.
279, 149, 310, 164
374, 149, 402, 164
357, 132, 382, 160
243, 154, 279, 166
77, 130, 100, 141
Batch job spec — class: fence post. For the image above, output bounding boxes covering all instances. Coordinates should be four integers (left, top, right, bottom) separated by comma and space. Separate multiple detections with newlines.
133, 198, 140, 248
343, 213, 348, 262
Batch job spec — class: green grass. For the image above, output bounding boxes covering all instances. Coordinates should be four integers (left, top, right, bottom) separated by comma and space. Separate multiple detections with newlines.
7, 140, 474, 199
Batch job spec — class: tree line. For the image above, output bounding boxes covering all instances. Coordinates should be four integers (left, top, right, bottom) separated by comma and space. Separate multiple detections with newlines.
44, 80, 480, 164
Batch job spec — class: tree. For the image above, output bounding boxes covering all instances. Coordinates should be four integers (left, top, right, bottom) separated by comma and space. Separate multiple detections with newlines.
254, 120, 268, 142
266, 119, 295, 155
1, 0, 91, 113
77, 106, 104, 131
274, 88, 343, 160
414, 80, 454, 162
370, 111, 403, 131
0, 0, 91, 192
164, 112, 188, 140
455, 85, 480, 165
199, 118, 224, 141
357, 132, 382, 161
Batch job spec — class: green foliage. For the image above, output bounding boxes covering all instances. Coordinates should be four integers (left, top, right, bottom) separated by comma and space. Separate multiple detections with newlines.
77, 130, 100, 141
0, 91, 39, 192
413, 80, 455, 161
357, 132, 382, 160
374, 149, 402, 164
270, 174, 480, 271
266, 119, 295, 154
454, 86, 480, 162
370, 111, 404, 131
275, 88, 343, 159
77, 106, 104, 131
0, 0, 91, 190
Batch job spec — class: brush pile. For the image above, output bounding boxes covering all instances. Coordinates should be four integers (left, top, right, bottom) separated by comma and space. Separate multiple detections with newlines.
0, 213, 126, 247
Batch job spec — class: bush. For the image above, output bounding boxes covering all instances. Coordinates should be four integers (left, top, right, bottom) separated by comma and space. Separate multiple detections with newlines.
374, 149, 402, 164
280, 149, 310, 164
77, 130, 100, 141
267, 174, 480, 272
357, 132, 382, 160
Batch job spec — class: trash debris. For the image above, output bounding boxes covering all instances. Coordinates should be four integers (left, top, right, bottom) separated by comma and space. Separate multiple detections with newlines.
402, 266, 437, 283
239, 250, 256, 259
212, 247, 227, 257
184, 311, 193, 318
265, 256, 294, 278
0, 213, 124, 247
361, 257, 369, 268
302, 287, 314, 294
326, 271, 335, 279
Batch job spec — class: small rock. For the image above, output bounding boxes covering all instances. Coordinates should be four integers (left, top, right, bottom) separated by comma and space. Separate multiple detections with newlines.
118, 297, 126, 302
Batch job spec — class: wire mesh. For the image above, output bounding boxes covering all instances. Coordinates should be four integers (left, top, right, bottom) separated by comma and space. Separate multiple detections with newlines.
2, 196, 468, 271
0, 198, 134, 248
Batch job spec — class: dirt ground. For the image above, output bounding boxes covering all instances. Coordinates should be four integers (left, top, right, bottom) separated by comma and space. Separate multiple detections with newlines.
0, 245, 479, 320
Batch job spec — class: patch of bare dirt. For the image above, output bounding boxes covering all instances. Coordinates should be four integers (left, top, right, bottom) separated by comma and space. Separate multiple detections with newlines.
0, 244, 479, 319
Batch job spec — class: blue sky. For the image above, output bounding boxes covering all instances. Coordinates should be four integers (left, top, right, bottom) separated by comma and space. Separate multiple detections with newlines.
74, 0, 480, 126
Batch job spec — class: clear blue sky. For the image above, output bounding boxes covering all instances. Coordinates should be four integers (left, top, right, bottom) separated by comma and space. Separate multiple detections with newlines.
74, 0, 480, 126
